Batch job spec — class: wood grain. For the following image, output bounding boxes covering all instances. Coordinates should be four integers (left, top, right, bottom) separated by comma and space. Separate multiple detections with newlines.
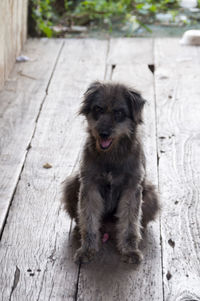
0, 0, 28, 89
155, 38, 200, 300
0, 39, 63, 236
0, 39, 108, 300
0, 0, 5, 89
22, 0, 28, 44
107, 38, 153, 66
77, 40, 163, 301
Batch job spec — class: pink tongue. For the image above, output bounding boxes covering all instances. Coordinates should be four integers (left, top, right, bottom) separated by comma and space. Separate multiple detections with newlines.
100, 139, 112, 148
102, 233, 109, 243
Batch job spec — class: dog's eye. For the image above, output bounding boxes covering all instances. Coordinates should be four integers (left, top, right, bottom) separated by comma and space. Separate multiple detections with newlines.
114, 110, 125, 122
93, 105, 104, 114
92, 105, 104, 120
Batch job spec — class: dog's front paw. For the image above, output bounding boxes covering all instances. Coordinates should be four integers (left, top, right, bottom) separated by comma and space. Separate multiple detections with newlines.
121, 249, 143, 264
74, 247, 96, 264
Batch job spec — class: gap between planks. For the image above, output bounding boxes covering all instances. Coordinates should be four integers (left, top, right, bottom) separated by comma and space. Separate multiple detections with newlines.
152, 39, 166, 301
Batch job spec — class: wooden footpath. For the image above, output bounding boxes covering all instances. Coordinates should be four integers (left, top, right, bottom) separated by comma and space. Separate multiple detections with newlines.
0, 38, 199, 301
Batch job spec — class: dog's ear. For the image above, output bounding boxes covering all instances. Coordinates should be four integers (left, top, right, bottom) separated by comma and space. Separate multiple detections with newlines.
79, 81, 101, 116
126, 89, 146, 124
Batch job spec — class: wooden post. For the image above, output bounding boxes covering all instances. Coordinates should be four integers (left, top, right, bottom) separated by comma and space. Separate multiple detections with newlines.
0, 0, 28, 90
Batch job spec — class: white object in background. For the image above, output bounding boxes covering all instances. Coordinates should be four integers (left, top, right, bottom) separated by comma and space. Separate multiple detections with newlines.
180, 30, 200, 45
180, 0, 197, 8
155, 13, 173, 23
16, 55, 30, 62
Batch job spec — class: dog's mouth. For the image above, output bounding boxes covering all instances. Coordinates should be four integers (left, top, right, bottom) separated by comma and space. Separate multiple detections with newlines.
99, 138, 113, 150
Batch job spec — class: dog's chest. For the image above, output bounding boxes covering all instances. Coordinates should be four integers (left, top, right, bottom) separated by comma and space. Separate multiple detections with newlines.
98, 170, 124, 215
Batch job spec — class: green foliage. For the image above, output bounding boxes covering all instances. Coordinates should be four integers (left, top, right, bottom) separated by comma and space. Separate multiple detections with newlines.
29, 0, 181, 37
134, 0, 179, 15
73, 0, 179, 21
73, 0, 131, 20
29, 0, 57, 37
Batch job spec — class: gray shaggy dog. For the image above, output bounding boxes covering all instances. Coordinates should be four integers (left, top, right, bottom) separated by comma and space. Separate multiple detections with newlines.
63, 81, 160, 264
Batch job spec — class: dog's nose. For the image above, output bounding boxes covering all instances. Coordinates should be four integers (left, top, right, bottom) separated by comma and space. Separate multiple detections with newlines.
99, 131, 110, 139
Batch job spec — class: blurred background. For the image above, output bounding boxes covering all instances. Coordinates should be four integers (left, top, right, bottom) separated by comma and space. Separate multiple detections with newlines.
28, 0, 200, 38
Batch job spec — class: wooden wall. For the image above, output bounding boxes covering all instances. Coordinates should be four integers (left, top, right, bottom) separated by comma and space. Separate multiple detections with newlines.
0, 0, 28, 90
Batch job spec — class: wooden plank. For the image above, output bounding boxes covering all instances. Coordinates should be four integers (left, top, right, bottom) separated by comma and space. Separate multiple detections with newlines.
0, 0, 28, 89
16, 0, 21, 57
107, 38, 153, 65
155, 37, 200, 65
0, 39, 63, 235
77, 40, 163, 301
0, 0, 5, 89
13, 0, 17, 59
4, 0, 14, 81
22, 0, 28, 45
21, 0, 28, 45
0, 39, 108, 300
155, 38, 200, 300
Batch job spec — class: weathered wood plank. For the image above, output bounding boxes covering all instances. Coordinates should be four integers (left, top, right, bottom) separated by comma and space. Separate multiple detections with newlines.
155, 38, 200, 300
21, 0, 27, 45
0, 0, 28, 89
77, 40, 163, 301
0, 39, 108, 300
16, 0, 21, 56
22, 0, 28, 44
4, 0, 15, 82
155, 37, 200, 65
0, 39, 63, 236
0, 0, 5, 89
107, 38, 153, 66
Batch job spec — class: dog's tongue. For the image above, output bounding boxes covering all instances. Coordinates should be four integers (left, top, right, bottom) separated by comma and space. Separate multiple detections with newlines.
100, 138, 112, 149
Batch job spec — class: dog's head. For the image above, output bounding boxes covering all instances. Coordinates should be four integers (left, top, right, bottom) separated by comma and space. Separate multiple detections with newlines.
79, 81, 146, 152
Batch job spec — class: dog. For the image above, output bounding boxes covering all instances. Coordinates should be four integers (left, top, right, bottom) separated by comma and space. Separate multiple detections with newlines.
63, 81, 160, 264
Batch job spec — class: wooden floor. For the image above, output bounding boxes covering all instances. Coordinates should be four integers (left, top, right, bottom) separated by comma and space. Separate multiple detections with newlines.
0, 38, 200, 301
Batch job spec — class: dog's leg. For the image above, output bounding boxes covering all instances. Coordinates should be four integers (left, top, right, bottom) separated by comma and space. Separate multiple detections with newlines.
116, 185, 143, 264
62, 174, 80, 222
74, 183, 104, 263
142, 180, 160, 228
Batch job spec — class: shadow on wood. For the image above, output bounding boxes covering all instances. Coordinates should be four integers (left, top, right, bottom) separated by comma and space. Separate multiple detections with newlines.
67, 223, 159, 300
68, 223, 158, 286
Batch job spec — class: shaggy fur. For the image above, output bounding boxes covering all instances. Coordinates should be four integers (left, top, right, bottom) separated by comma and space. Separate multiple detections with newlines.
63, 81, 160, 264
